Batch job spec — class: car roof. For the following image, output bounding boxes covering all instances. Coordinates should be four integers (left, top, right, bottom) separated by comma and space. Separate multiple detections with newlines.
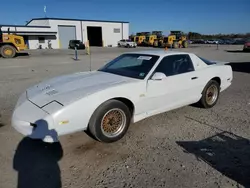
125, 50, 194, 57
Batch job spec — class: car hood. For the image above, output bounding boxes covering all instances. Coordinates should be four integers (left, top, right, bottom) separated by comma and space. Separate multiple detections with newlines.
26, 71, 133, 107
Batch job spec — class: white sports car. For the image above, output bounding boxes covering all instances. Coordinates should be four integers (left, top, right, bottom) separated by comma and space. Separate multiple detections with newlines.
12, 50, 233, 143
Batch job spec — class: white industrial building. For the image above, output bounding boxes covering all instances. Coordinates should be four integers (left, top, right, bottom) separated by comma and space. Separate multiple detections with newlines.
1, 17, 129, 49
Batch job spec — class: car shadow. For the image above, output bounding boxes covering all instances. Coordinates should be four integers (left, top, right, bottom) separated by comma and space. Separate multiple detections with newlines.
13, 119, 63, 188
226, 62, 250, 74
226, 50, 249, 53
177, 131, 250, 187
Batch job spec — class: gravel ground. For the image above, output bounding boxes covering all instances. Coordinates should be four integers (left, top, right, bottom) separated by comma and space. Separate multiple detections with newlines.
0, 45, 250, 188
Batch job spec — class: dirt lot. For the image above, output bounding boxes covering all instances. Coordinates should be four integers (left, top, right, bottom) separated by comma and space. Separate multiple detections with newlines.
0, 45, 250, 188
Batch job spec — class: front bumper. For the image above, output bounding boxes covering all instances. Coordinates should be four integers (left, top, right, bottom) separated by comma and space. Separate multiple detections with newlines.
12, 99, 58, 143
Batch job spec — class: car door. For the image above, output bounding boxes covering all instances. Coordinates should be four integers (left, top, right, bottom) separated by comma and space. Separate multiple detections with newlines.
143, 54, 201, 115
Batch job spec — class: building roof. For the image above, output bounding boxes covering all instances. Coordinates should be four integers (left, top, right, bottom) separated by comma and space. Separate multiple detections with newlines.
2, 31, 57, 36
0, 24, 50, 28
26, 17, 129, 25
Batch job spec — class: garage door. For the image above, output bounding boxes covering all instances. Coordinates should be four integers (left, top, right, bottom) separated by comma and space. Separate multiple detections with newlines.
58, 26, 76, 49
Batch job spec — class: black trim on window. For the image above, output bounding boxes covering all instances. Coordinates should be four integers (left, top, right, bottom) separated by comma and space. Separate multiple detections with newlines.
149, 54, 195, 79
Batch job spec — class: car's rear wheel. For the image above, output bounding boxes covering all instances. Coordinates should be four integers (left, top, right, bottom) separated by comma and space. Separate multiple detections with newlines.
88, 100, 131, 143
199, 80, 220, 108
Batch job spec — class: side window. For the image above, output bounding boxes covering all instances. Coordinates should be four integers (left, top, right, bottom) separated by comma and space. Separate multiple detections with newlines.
154, 55, 194, 76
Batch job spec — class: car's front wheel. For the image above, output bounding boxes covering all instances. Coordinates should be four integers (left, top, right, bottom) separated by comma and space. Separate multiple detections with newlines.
199, 80, 220, 108
88, 100, 131, 143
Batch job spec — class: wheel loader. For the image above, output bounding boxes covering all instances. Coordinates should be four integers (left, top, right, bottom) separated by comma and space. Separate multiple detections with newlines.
143, 34, 157, 46
0, 29, 27, 58
134, 32, 148, 46
153, 31, 188, 48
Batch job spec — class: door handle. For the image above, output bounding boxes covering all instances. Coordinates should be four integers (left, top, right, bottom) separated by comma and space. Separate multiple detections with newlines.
191, 77, 198, 80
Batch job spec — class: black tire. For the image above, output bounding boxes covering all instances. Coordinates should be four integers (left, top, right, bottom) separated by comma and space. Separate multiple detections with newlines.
1, 45, 16, 58
182, 40, 188, 48
88, 100, 132, 143
126, 44, 130, 48
198, 80, 220, 108
173, 42, 179, 48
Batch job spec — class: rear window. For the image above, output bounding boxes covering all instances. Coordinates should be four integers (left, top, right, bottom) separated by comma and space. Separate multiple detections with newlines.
198, 56, 216, 65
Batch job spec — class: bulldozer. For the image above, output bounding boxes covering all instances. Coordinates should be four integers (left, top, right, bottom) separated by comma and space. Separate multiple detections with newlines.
153, 31, 188, 48
0, 28, 27, 58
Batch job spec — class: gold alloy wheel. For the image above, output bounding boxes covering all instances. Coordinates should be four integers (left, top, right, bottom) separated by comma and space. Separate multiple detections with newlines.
101, 108, 126, 138
206, 85, 218, 105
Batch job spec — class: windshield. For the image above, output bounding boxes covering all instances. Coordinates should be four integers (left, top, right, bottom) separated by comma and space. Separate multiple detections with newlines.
98, 54, 160, 79
198, 56, 216, 65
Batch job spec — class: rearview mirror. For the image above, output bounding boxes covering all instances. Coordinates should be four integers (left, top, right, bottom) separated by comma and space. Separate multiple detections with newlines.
151, 72, 166, 80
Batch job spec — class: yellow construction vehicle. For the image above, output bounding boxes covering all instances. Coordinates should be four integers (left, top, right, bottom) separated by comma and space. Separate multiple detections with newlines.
169, 31, 188, 48
152, 31, 164, 47
0, 31, 27, 58
143, 34, 157, 46
136, 36, 146, 45
154, 31, 188, 48
134, 32, 147, 46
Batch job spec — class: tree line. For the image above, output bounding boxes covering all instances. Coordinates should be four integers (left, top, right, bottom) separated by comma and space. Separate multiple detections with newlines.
187, 32, 250, 40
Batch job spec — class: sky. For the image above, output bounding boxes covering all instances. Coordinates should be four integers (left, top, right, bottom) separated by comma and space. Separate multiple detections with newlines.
0, 0, 249, 35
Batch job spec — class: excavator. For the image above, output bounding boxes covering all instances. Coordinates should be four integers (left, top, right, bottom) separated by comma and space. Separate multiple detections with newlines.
0, 27, 27, 58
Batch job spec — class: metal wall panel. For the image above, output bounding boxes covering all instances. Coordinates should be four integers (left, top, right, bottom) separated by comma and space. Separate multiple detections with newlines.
58, 25, 76, 48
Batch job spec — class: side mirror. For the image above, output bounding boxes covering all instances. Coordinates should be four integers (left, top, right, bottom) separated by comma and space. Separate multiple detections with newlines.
151, 72, 166, 80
